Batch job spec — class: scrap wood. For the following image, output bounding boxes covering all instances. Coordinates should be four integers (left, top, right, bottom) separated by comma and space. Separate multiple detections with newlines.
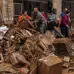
20, 37, 47, 63
0, 25, 57, 73
20, 29, 32, 37
27, 28, 38, 34
29, 65, 38, 74
0, 63, 18, 73
63, 62, 70, 68
53, 38, 72, 44
25, 43, 34, 58
69, 62, 74, 67
0, 53, 4, 63
4, 28, 20, 37
29, 41, 46, 56
39, 31, 56, 46
63, 57, 70, 63
38, 41, 53, 55
38, 41, 48, 51
4, 44, 16, 59
14, 31, 25, 39
68, 67, 74, 73
3, 36, 14, 42
10, 52, 30, 66
4, 28, 33, 41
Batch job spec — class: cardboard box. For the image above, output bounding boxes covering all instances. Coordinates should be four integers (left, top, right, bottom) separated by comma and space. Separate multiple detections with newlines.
38, 56, 62, 74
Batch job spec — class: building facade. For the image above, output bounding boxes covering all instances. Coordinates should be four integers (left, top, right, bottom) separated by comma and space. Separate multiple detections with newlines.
62, 0, 74, 18
0, 0, 74, 24
0, 0, 48, 24
14, 0, 48, 16
0, 0, 14, 24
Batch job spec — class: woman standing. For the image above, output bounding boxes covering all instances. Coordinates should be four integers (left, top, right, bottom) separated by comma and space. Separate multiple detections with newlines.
47, 10, 56, 35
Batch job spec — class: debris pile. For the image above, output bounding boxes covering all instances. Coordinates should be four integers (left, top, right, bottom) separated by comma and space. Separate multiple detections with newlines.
53, 38, 72, 55
0, 23, 74, 74
0, 24, 57, 74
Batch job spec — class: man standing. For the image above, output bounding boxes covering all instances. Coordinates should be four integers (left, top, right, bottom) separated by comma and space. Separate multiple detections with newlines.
60, 11, 71, 37
32, 8, 46, 34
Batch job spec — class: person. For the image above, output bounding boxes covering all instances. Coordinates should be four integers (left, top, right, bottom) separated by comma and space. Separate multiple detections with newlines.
60, 10, 71, 37
47, 9, 56, 24
47, 9, 56, 33
24, 11, 32, 21
60, 8, 71, 27
18, 13, 24, 23
55, 18, 64, 37
60, 8, 68, 18
42, 12, 47, 23
18, 12, 34, 29
47, 17, 64, 37
32, 7, 47, 34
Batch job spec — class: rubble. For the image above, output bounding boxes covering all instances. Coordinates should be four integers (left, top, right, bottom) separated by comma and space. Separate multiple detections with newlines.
63, 57, 70, 62
0, 63, 19, 74
53, 38, 72, 55
10, 52, 30, 66
63, 62, 69, 68
0, 23, 57, 74
0, 22, 74, 74
63, 56, 70, 68
0, 25, 8, 40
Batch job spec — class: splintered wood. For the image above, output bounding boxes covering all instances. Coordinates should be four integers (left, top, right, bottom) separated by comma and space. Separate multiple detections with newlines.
0, 26, 56, 74
53, 38, 72, 55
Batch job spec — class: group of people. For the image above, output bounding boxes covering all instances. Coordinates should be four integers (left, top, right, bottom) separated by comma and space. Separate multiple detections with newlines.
47, 8, 71, 37
18, 7, 71, 38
